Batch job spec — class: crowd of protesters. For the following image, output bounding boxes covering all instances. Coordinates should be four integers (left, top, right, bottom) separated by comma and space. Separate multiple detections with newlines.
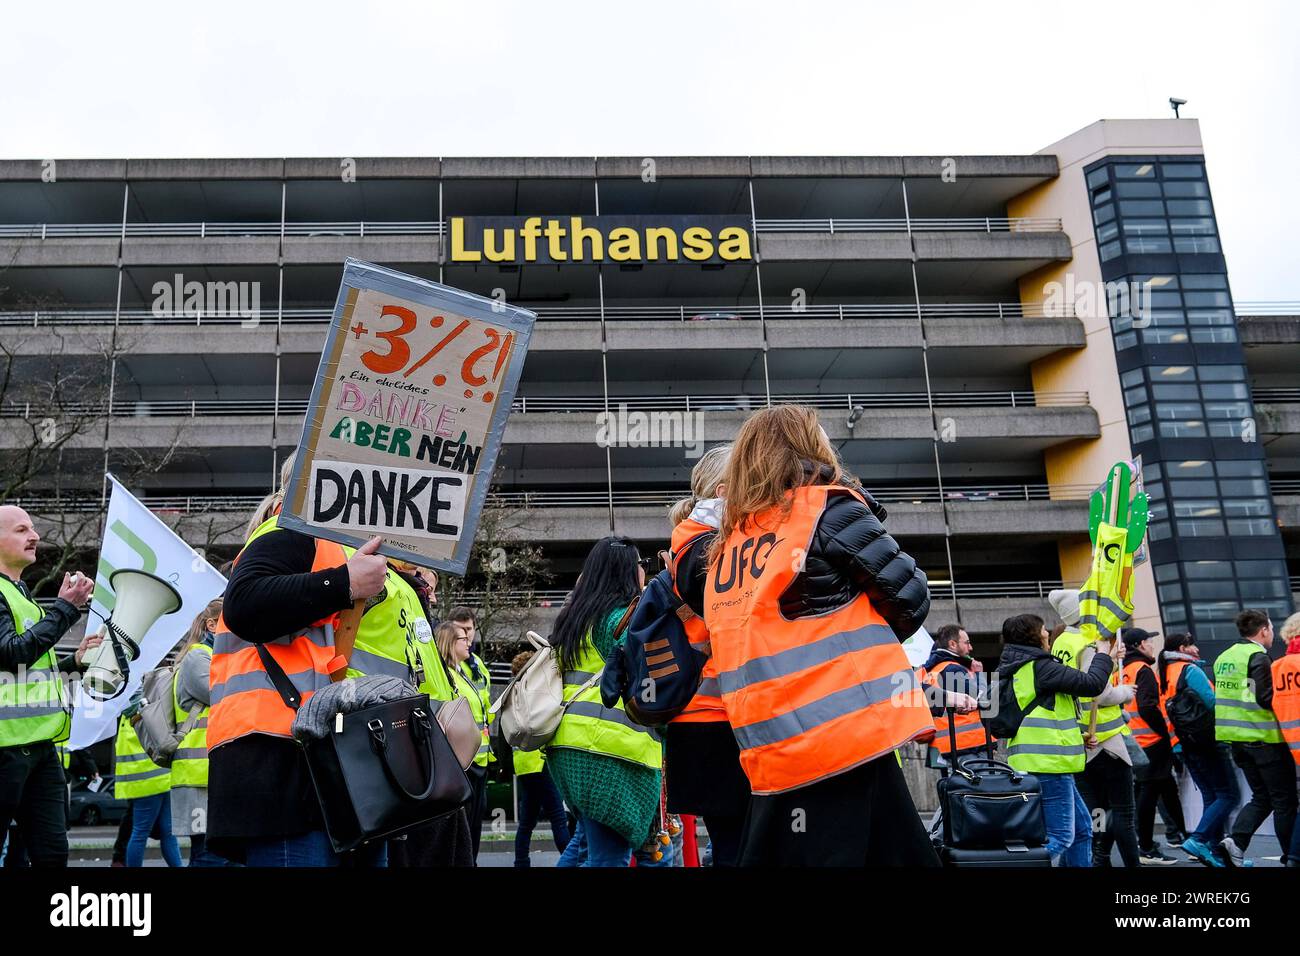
3, 404, 1299, 868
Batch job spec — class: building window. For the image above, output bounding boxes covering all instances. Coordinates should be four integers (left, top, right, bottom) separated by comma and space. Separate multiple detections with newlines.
1173, 237, 1221, 254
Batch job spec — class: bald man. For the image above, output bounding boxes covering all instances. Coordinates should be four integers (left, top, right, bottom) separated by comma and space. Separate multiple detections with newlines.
0, 505, 100, 867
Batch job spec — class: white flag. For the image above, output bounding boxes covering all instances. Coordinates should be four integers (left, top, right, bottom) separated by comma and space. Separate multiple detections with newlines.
69, 476, 226, 749
902, 626, 934, 669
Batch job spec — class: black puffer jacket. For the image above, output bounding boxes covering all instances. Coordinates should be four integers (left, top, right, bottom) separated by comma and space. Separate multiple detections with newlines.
778, 489, 930, 638
683, 485, 929, 639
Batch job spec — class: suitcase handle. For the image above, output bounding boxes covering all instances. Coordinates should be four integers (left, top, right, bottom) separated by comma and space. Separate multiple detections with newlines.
953, 757, 1025, 785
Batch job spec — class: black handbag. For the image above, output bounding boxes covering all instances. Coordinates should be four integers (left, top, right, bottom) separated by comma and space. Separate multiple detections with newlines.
933, 708, 1050, 865
259, 646, 472, 854
299, 693, 471, 853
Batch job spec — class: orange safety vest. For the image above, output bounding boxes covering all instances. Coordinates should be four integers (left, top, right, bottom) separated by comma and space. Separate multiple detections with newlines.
1123, 660, 1163, 749
1159, 660, 1188, 750
669, 517, 724, 724
922, 659, 989, 755
703, 483, 932, 794
1271, 653, 1300, 766
207, 529, 348, 752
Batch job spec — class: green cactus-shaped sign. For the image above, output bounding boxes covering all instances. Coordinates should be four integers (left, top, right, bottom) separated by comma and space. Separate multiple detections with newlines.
1089, 460, 1149, 552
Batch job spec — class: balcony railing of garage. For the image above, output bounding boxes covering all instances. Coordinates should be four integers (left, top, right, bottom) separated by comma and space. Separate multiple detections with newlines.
1254, 387, 1300, 404
0, 301, 1073, 326
0, 389, 1090, 419
0, 221, 445, 239
5, 483, 1103, 517
0, 217, 1061, 240
753, 218, 1062, 233
1271, 478, 1300, 494
491, 483, 1099, 507
1235, 301, 1300, 316
511, 390, 1090, 412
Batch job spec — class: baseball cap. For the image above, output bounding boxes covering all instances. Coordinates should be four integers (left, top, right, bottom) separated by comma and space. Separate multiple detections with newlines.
1122, 627, 1160, 647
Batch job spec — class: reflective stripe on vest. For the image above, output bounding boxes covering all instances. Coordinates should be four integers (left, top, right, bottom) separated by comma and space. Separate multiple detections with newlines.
1159, 660, 1189, 750
1078, 588, 1129, 640
208, 515, 347, 750
460, 654, 495, 761
452, 665, 492, 767
923, 660, 990, 755
209, 516, 434, 752
1054, 629, 1129, 744
340, 560, 424, 685
1271, 655, 1300, 766
1214, 642, 1283, 744
703, 484, 932, 794
115, 716, 171, 799
1122, 660, 1162, 749
171, 643, 211, 788
0, 576, 71, 748
549, 637, 662, 770
1006, 661, 1085, 774
668, 520, 726, 725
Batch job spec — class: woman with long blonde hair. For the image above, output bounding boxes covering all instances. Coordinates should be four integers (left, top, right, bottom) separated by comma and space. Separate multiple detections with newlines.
704, 404, 938, 866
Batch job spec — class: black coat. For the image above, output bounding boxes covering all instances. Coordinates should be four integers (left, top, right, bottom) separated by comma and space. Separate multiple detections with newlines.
682, 488, 929, 640
779, 489, 930, 638
996, 642, 1113, 698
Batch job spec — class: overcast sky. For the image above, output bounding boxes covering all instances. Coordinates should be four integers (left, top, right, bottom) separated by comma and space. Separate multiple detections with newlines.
2, 0, 1296, 299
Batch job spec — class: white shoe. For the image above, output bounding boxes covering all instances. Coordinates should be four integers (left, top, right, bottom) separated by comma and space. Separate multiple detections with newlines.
1218, 837, 1253, 868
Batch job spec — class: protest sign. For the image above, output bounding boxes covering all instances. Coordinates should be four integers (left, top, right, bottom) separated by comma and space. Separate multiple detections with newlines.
279, 259, 534, 574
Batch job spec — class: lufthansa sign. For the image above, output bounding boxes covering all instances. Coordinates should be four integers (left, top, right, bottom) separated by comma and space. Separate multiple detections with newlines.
449, 215, 753, 265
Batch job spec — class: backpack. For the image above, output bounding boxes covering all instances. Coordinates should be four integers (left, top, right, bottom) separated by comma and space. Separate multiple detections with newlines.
984, 662, 1055, 740
487, 631, 568, 752
1165, 666, 1215, 747
134, 660, 203, 768
599, 569, 706, 726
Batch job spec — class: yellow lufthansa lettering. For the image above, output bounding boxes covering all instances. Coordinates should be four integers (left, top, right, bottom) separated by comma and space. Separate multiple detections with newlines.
446, 217, 754, 264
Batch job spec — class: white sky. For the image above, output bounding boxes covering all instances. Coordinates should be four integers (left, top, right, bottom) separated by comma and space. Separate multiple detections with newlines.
1, 0, 1296, 299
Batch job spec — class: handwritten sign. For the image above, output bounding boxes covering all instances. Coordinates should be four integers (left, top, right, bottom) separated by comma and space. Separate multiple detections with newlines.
279, 259, 534, 573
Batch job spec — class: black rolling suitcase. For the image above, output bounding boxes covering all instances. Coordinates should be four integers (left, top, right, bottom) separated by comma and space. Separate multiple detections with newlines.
931, 708, 1052, 867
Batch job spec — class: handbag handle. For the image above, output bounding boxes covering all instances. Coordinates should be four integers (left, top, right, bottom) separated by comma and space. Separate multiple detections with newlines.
368, 707, 439, 802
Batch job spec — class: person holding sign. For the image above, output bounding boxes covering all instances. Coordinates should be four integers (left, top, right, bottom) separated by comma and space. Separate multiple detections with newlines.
206, 460, 430, 867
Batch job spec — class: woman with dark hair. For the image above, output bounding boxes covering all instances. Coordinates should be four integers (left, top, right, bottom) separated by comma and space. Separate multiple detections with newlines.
546, 536, 662, 867
1159, 631, 1236, 867
997, 612, 1114, 866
